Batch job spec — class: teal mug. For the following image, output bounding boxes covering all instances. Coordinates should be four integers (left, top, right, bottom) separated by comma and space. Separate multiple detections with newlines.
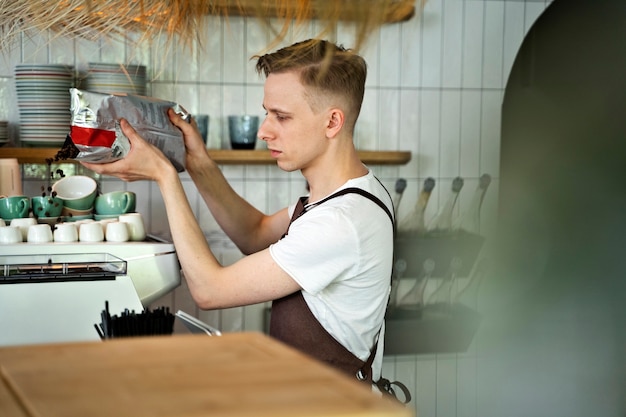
0, 195, 30, 220
95, 191, 136, 215
31, 196, 64, 218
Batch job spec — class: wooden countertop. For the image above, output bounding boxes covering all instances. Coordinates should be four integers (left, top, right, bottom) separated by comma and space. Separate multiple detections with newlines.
0, 332, 412, 417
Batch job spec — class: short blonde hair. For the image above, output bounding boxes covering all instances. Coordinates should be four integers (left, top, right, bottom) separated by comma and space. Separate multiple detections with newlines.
255, 39, 367, 132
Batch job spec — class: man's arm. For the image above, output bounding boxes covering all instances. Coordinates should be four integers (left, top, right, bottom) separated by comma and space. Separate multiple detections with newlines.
168, 109, 290, 254
83, 119, 301, 309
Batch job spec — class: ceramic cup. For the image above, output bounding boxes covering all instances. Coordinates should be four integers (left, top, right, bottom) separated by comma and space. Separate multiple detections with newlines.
61, 206, 94, 218
31, 195, 64, 218
94, 191, 136, 215
53, 223, 78, 243
79, 221, 104, 242
27, 224, 53, 243
194, 114, 209, 145
105, 221, 129, 242
228, 115, 259, 150
0, 226, 23, 244
118, 213, 146, 241
10, 217, 37, 241
52, 175, 98, 211
0, 195, 30, 220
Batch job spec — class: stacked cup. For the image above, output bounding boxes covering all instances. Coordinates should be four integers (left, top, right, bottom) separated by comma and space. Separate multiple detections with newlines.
52, 175, 98, 221
94, 191, 145, 242
0, 196, 30, 243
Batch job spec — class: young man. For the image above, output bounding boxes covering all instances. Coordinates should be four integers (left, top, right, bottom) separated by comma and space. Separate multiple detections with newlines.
82, 39, 395, 384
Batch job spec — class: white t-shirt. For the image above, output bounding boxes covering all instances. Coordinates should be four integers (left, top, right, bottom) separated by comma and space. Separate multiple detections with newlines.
269, 169, 394, 379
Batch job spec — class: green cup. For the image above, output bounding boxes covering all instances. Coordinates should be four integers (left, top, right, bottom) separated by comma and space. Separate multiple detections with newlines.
0, 195, 30, 220
31, 196, 64, 218
95, 191, 136, 215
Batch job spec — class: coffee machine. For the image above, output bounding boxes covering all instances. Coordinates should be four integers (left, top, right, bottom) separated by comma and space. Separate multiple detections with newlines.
0, 235, 180, 346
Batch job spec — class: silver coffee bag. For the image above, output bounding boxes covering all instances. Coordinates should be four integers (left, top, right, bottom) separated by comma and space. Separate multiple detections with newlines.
69, 88, 190, 172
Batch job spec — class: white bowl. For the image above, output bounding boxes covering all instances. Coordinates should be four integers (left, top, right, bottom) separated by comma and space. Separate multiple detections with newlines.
52, 176, 97, 210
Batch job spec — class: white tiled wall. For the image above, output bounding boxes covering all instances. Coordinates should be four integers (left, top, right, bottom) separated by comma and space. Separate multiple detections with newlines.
3, 1, 553, 416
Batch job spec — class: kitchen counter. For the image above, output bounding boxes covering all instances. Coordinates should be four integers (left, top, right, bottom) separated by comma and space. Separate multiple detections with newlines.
0, 332, 412, 417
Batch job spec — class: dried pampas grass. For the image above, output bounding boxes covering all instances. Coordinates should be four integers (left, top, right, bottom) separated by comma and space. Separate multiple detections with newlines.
0, 0, 423, 56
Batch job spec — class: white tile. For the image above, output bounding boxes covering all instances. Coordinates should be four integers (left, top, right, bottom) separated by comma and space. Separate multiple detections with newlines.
442, 0, 464, 88
266, 179, 295, 214
222, 17, 246, 84
198, 16, 224, 83
360, 27, 380, 88
379, 25, 402, 87
483, 2, 505, 89
125, 33, 151, 69
74, 37, 103, 72
244, 84, 264, 118
148, 182, 168, 236
242, 302, 267, 332
242, 179, 269, 212
197, 84, 224, 149
436, 356, 458, 417
150, 34, 176, 82
22, 30, 49, 63
151, 82, 176, 103
459, 90, 483, 178
356, 88, 379, 150
503, 2, 527, 88
439, 90, 462, 178
400, 14, 422, 88
174, 83, 198, 113
99, 37, 125, 64
0, 40, 21, 76
415, 359, 437, 417
418, 89, 441, 178
457, 357, 478, 417
420, 0, 443, 88
245, 19, 269, 83
479, 90, 503, 178
398, 90, 421, 176
48, 35, 74, 65
462, 1, 485, 88
378, 89, 401, 150
173, 39, 199, 83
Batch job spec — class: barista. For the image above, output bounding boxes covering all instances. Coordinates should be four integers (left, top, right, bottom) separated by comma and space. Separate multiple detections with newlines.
82, 39, 395, 384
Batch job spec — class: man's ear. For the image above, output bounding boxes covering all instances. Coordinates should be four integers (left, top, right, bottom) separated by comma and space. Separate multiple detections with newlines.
326, 108, 345, 139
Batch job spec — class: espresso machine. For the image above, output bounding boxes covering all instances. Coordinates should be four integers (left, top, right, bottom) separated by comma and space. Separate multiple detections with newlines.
0, 235, 180, 346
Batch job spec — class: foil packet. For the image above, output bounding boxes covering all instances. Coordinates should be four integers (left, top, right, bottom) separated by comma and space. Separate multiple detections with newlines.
68, 88, 190, 172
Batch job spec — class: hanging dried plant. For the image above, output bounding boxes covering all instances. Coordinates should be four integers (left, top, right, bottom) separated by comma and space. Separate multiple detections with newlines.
0, 0, 424, 55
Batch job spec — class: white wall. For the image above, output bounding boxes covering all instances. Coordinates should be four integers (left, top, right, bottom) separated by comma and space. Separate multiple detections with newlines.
1, 1, 554, 416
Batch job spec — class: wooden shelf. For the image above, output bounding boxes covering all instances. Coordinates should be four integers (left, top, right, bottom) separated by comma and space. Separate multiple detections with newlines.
217, 0, 417, 23
0, 148, 411, 166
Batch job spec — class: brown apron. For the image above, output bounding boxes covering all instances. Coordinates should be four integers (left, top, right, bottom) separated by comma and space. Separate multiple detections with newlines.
269, 188, 393, 382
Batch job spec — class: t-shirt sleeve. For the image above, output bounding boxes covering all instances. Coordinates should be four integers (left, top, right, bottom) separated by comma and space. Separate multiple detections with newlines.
269, 205, 359, 295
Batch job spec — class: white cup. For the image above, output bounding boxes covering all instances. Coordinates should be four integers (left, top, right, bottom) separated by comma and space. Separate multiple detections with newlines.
27, 224, 53, 243
105, 221, 129, 242
53, 223, 79, 242
10, 217, 37, 241
79, 222, 104, 242
0, 226, 23, 244
118, 213, 146, 241
97, 219, 117, 236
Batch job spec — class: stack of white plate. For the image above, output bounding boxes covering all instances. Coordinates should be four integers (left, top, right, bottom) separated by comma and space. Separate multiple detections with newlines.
0, 121, 8, 146
84, 63, 147, 96
14, 64, 74, 147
